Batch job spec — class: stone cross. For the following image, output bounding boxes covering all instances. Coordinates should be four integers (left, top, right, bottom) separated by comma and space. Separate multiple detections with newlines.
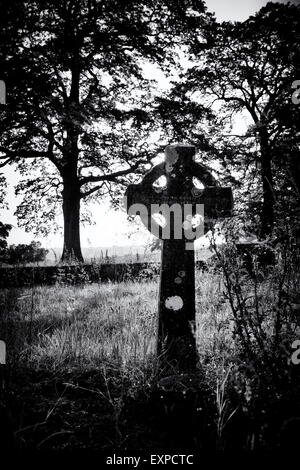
125, 144, 232, 371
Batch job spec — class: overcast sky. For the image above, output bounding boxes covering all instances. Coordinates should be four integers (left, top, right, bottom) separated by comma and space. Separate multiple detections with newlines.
206, 0, 299, 21
1, 0, 299, 250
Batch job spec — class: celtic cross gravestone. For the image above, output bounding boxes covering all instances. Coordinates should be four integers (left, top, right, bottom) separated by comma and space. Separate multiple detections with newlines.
125, 144, 232, 371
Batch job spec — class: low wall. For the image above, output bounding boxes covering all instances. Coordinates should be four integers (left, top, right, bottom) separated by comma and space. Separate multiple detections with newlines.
0, 261, 208, 288
0, 263, 158, 288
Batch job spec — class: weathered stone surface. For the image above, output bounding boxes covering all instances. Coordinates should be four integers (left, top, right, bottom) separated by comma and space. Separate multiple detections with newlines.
126, 144, 233, 371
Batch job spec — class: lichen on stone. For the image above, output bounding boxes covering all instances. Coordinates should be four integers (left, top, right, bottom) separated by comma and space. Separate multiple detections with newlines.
165, 296, 183, 311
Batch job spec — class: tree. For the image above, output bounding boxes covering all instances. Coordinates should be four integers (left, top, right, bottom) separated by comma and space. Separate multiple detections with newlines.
0, 221, 12, 261
0, 167, 11, 260
0, 0, 208, 261
169, 2, 300, 238
3, 241, 48, 265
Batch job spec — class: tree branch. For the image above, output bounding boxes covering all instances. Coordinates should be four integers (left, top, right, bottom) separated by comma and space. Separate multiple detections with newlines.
80, 160, 145, 186
0, 157, 13, 168
0, 147, 49, 159
80, 183, 104, 198
0, 145, 61, 170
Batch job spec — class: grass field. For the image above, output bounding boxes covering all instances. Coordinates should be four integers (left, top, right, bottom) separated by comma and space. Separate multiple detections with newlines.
1, 271, 232, 370
0, 264, 299, 452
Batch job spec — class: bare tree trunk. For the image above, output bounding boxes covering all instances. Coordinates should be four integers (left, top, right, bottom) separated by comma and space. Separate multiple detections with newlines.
61, 175, 83, 262
61, 59, 83, 262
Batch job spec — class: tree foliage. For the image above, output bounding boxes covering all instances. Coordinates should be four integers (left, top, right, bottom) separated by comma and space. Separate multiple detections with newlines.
0, 240, 48, 265
165, 1, 300, 239
0, 0, 208, 260
0, 1, 299, 253
0, 221, 12, 254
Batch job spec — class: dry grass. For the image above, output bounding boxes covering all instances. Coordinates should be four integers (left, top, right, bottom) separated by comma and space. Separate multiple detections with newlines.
0, 271, 234, 377
1, 267, 298, 451
1, 281, 161, 373
0, 273, 234, 451
195, 271, 233, 364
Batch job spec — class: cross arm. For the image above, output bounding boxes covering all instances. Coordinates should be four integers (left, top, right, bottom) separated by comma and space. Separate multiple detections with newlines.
126, 185, 232, 217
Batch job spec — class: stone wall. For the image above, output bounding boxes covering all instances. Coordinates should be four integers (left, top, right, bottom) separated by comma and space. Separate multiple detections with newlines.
0, 261, 208, 288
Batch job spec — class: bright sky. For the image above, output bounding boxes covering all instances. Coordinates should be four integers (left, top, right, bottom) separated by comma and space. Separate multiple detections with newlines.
206, 0, 299, 21
1, 0, 298, 249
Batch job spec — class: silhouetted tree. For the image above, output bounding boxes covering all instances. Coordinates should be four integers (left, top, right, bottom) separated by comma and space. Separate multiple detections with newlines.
166, 2, 300, 238
0, 0, 208, 261
4, 241, 48, 265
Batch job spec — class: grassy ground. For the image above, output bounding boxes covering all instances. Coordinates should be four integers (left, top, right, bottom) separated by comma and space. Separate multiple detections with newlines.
0, 268, 299, 452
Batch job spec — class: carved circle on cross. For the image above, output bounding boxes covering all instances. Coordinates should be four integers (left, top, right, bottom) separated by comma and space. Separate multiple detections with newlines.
125, 145, 221, 242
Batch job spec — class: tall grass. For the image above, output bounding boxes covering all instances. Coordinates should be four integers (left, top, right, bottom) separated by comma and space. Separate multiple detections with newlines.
1, 259, 299, 451
1, 282, 159, 374
0, 272, 234, 375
